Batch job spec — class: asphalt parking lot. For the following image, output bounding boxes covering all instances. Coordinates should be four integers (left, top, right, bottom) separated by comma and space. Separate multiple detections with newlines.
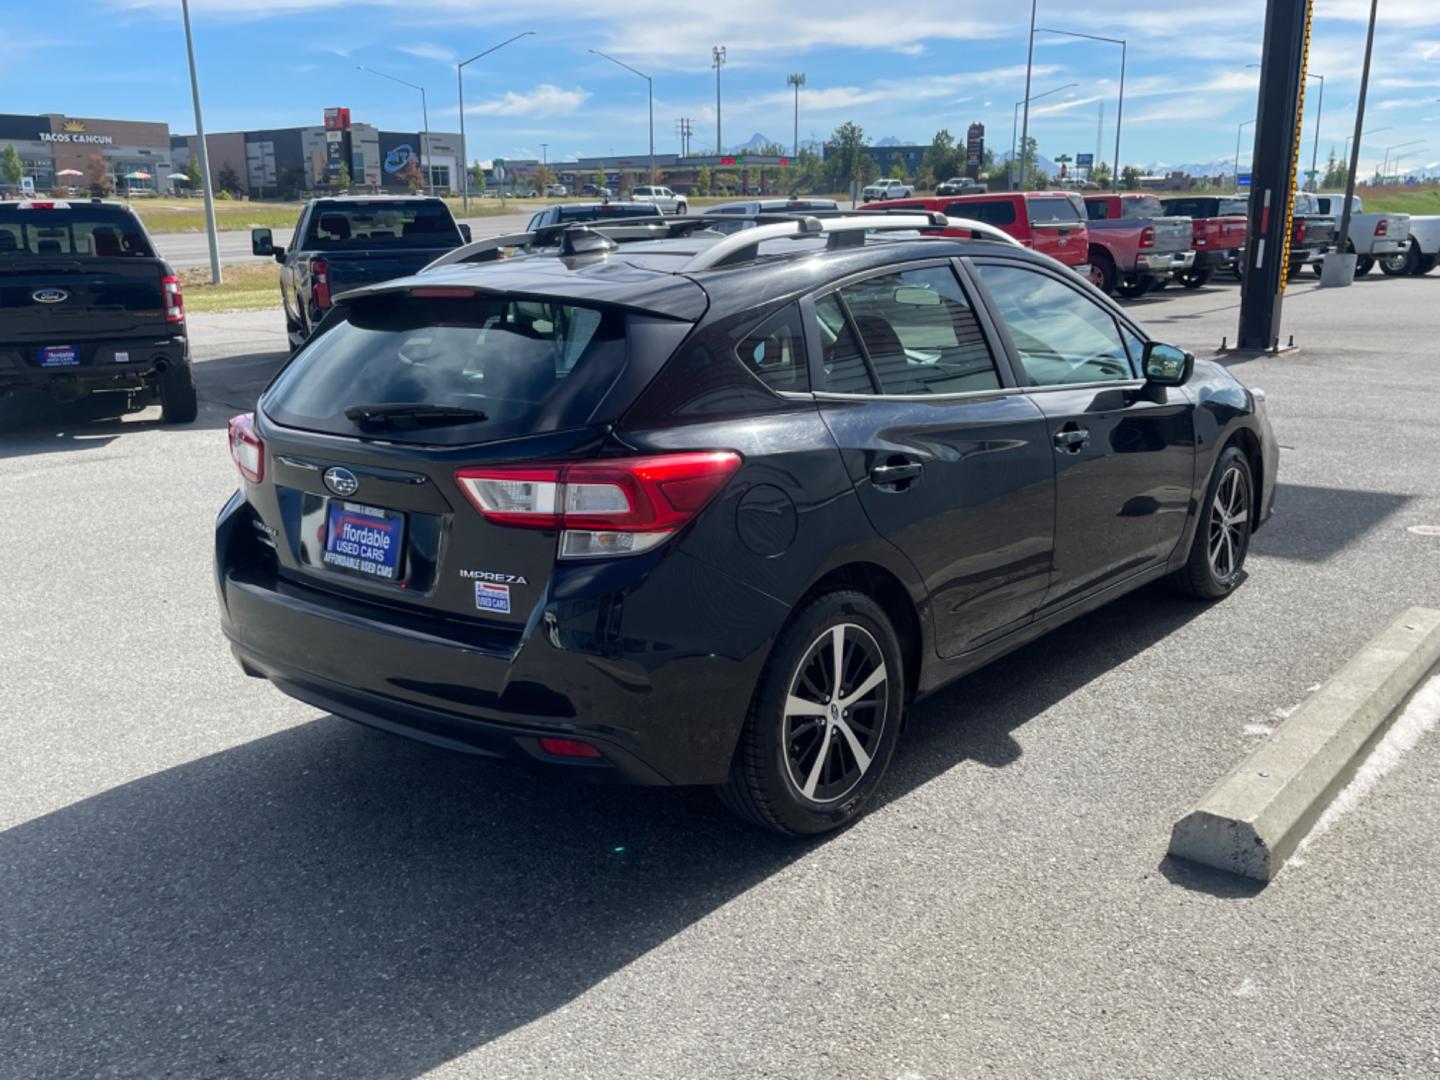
2, 272, 1439, 1079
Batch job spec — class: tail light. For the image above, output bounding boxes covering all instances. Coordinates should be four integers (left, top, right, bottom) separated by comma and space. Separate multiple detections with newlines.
456, 451, 742, 559
537, 737, 604, 759
1374, 219, 1388, 237
1139, 226, 1155, 249
228, 413, 264, 483
1294, 218, 1308, 244
312, 258, 331, 309
162, 275, 184, 323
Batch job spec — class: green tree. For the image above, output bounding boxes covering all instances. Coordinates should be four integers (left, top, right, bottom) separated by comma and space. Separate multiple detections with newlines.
696, 165, 711, 195
185, 154, 202, 189
824, 120, 869, 195
215, 163, 240, 194
1029, 169, 1051, 190
1092, 161, 1113, 188
1120, 165, 1141, 191
1321, 148, 1347, 189
85, 151, 113, 196
783, 148, 823, 195
1016, 136, 1039, 189
979, 146, 996, 178
2, 144, 25, 187
594, 161, 608, 191
336, 162, 353, 192
889, 160, 907, 180
922, 129, 959, 184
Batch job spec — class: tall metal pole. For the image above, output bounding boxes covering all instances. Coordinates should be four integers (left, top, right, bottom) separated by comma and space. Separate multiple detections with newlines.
1113, 39, 1126, 191
1019, 0, 1037, 192
713, 47, 727, 154
357, 66, 430, 187
787, 73, 805, 157
180, 0, 221, 285
590, 49, 655, 186
457, 31, 535, 211
1235, 119, 1255, 190
1010, 83, 1077, 191
1308, 73, 1323, 191
1339, 0, 1377, 257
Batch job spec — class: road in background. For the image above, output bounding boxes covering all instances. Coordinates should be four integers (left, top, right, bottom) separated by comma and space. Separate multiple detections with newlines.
3, 276, 1439, 1078
153, 212, 535, 268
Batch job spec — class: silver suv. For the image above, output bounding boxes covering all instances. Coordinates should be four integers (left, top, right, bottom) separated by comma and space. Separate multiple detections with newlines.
629, 186, 688, 215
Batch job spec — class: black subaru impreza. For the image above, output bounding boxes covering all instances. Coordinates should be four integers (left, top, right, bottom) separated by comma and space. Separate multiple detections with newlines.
216, 212, 1276, 834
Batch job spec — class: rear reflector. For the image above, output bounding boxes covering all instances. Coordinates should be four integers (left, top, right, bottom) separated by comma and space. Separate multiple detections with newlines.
228, 413, 264, 483
537, 737, 604, 759
456, 451, 742, 559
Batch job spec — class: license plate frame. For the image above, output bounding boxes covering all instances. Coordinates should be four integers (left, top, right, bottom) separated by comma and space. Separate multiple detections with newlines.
321, 500, 406, 582
38, 345, 79, 367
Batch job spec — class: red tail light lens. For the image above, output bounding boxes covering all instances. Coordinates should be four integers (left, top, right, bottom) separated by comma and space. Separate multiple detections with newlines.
1294, 218, 1308, 243
455, 451, 742, 559
1374, 219, 1388, 237
312, 258, 331, 309
228, 413, 264, 483
162, 275, 184, 323
1139, 226, 1155, 249
537, 737, 604, 759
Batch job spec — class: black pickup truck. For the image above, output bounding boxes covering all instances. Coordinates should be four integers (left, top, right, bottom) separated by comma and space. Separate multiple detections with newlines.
0, 199, 196, 423
253, 196, 469, 349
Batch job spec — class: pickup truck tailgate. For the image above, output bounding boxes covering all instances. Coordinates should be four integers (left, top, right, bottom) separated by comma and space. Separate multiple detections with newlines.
1150, 216, 1193, 254
0, 258, 167, 343
322, 250, 443, 293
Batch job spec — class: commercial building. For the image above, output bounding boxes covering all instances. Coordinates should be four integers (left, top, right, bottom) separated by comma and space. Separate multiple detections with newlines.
0, 113, 174, 193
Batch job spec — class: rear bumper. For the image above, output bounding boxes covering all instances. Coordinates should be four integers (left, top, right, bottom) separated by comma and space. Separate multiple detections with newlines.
1137, 250, 1195, 273
0, 334, 187, 393
1191, 248, 1240, 269
1364, 237, 1408, 257
215, 491, 787, 787
1290, 245, 1329, 265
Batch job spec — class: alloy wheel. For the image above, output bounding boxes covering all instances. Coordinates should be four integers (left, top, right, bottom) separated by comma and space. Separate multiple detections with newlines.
782, 623, 888, 804
1208, 464, 1250, 582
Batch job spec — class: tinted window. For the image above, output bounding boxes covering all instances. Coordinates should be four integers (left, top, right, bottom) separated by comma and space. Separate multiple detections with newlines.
303, 201, 459, 250
263, 295, 627, 445
945, 199, 1017, 226
1122, 197, 1164, 219
736, 303, 808, 393
556, 204, 660, 221
1028, 197, 1083, 224
837, 267, 1000, 395
976, 263, 1135, 386
1164, 199, 1214, 218
0, 206, 154, 257
1218, 198, 1248, 216
1085, 200, 1110, 221
813, 293, 874, 394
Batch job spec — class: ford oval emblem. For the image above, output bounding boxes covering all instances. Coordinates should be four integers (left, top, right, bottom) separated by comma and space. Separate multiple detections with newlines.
323, 466, 359, 497
33, 288, 69, 304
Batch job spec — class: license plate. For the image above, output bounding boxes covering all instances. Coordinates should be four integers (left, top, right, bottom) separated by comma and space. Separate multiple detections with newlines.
322, 501, 405, 581
38, 345, 79, 367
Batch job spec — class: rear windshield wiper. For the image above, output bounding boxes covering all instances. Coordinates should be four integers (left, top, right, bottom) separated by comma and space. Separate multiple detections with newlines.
344, 403, 489, 429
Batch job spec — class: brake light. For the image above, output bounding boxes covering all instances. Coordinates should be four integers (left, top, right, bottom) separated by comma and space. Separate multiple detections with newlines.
312, 258, 331, 309
1374, 219, 1388, 237
455, 451, 743, 559
1294, 218, 1307, 243
1139, 226, 1155, 249
228, 413, 264, 483
162, 274, 184, 323
537, 737, 604, 759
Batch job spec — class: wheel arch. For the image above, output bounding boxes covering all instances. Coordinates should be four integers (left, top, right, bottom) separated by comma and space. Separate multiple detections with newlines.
792, 561, 924, 705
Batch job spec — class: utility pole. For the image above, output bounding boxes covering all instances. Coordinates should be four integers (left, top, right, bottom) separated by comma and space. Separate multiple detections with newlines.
179, 0, 221, 285
590, 48, 655, 186
356, 66, 429, 187
1019, 0, 1037, 193
676, 117, 693, 157
712, 46, 727, 154
787, 73, 805, 158
457, 30, 534, 211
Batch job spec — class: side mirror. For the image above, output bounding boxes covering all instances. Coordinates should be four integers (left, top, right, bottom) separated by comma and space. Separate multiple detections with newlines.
458, 223, 472, 243
1141, 341, 1194, 387
251, 227, 274, 257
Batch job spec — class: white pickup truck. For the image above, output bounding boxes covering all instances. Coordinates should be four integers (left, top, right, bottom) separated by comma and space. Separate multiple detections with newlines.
1380, 215, 1440, 277
628, 186, 688, 215
862, 178, 915, 202
1310, 194, 1410, 276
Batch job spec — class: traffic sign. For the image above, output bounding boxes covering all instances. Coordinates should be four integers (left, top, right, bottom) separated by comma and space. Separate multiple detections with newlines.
1076, 153, 1094, 167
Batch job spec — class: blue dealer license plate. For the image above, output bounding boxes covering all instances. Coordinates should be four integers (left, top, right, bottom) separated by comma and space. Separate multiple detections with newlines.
322, 501, 405, 581
39, 345, 79, 367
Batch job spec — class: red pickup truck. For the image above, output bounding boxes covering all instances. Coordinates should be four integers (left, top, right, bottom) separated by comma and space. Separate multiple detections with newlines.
1161, 196, 1248, 286
862, 191, 1089, 275
1082, 193, 1195, 297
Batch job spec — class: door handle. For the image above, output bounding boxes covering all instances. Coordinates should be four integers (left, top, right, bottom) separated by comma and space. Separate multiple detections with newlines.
870, 461, 924, 488
1053, 427, 1091, 453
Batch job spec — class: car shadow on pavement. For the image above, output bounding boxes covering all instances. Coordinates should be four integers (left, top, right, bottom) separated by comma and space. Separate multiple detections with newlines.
0, 582, 1211, 1079
0, 350, 288, 458
1252, 483, 1412, 564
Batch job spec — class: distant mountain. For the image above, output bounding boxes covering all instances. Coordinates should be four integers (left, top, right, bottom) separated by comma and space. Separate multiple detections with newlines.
729, 132, 778, 153
876, 136, 906, 147
1143, 159, 1236, 177
997, 149, 1060, 179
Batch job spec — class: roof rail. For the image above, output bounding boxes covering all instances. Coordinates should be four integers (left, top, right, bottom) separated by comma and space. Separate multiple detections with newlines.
679, 212, 1021, 271
420, 215, 724, 272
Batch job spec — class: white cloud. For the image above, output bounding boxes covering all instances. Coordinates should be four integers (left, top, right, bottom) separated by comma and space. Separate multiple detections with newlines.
464, 84, 591, 118
1031, 94, 1103, 117
395, 43, 455, 64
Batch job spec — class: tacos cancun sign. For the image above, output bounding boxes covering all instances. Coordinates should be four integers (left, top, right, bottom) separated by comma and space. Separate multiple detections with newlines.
41, 131, 114, 145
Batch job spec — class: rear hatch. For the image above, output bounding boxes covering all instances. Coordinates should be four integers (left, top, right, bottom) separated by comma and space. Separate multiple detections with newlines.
247, 287, 700, 630
1025, 194, 1088, 266
0, 203, 168, 352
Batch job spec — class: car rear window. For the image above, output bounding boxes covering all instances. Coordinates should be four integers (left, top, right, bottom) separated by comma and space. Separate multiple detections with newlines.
1163, 199, 1213, 218
1122, 197, 1165, 219
304, 201, 458, 250
944, 199, 1017, 226
262, 294, 629, 445
1027, 197, 1083, 224
0, 205, 154, 257
557, 204, 660, 221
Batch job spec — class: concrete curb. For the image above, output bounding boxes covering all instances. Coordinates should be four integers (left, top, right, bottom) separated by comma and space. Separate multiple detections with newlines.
1168, 606, 1440, 881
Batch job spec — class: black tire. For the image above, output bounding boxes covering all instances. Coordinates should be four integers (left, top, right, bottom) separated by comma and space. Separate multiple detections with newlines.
1087, 253, 1117, 295
1379, 243, 1416, 277
676, 202, 687, 216
158, 362, 199, 424
1172, 446, 1253, 600
1115, 274, 1153, 299
1176, 267, 1212, 289
719, 589, 904, 835
1354, 254, 1375, 276
1415, 253, 1438, 276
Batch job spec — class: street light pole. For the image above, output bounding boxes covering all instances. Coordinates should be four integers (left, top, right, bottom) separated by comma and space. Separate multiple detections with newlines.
1018, 0, 1037, 192
1382, 139, 1424, 182
590, 48, 655, 186
457, 30, 535, 211
1010, 83, 1078, 191
179, 0, 221, 285
1235, 118, 1255, 191
787, 73, 806, 158
1308, 73, 1324, 190
713, 46, 727, 154
1037, 28, 1126, 191
357, 66, 429, 188
1344, 126, 1391, 165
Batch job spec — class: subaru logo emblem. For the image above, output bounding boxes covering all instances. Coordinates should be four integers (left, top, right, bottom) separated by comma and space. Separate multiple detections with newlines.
323, 467, 359, 497
33, 288, 68, 304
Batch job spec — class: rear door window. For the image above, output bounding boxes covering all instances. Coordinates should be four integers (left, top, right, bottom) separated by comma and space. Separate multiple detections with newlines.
1027, 197, 1083, 224
1122, 196, 1164, 219
0, 206, 154, 257
944, 199, 1017, 226
735, 303, 808, 392
263, 295, 629, 445
304, 201, 458, 249
1085, 200, 1110, 221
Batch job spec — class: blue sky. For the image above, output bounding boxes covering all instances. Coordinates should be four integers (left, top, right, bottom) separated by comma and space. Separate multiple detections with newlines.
5, 0, 1439, 176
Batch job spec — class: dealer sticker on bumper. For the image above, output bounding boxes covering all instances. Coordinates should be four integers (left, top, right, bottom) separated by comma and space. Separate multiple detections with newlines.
39, 346, 78, 367
475, 581, 511, 613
